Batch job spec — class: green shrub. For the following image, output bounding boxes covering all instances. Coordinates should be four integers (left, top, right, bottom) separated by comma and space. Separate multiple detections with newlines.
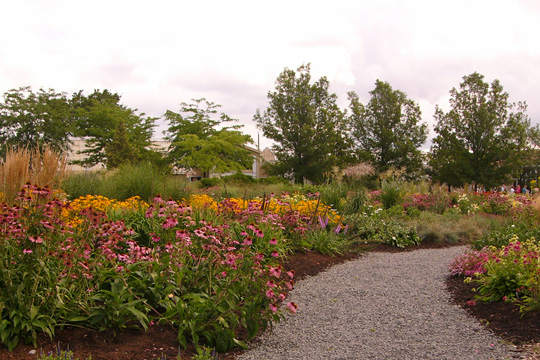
199, 177, 221, 188
258, 176, 289, 185
377, 219, 421, 248
221, 172, 256, 184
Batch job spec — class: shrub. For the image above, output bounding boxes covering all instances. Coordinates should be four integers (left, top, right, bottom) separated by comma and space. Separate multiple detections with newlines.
221, 172, 256, 184
258, 176, 289, 185
199, 177, 221, 188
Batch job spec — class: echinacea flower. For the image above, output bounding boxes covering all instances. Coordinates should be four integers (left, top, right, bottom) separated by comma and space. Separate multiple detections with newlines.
286, 301, 298, 313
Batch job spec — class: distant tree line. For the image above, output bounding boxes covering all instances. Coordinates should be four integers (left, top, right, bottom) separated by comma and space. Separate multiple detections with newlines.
1, 65, 537, 188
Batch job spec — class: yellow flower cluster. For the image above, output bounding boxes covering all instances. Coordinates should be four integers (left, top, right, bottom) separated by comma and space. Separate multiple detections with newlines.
62, 195, 148, 226
205, 194, 341, 224
188, 194, 217, 211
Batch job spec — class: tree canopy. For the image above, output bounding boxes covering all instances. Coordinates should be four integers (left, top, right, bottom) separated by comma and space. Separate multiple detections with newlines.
348, 80, 427, 177
71, 89, 157, 168
254, 64, 351, 184
0, 87, 73, 157
429, 72, 531, 189
164, 98, 254, 176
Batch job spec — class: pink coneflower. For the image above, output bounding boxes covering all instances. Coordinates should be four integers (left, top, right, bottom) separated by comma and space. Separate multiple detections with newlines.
266, 280, 276, 288
286, 302, 298, 314
266, 289, 275, 298
269, 266, 281, 278
23, 248, 32, 254
269, 238, 277, 245
269, 303, 278, 313
271, 251, 279, 258
287, 270, 295, 279
278, 293, 286, 301
286, 280, 294, 290
29, 236, 43, 244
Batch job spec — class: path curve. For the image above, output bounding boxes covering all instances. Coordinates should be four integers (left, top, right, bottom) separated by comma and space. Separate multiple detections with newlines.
238, 246, 522, 360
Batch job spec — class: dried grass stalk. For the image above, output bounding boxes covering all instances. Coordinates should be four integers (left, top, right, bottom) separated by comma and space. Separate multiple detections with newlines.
0, 146, 68, 204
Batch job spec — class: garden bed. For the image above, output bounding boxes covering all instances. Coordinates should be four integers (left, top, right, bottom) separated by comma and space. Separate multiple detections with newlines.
3, 243, 539, 359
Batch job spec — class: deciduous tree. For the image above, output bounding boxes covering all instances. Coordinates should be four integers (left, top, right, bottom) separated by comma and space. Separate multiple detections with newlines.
71, 90, 157, 168
164, 99, 253, 176
429, 72, 531, 189
0, 87, 72, 156
254, 64, 351, 184
348, 80, 427, 177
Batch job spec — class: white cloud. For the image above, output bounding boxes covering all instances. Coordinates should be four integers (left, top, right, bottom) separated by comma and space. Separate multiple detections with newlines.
1, 0, 539, 150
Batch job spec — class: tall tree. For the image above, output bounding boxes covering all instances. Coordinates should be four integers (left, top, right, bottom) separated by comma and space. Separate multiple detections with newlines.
348, 80, 427, 177
429, 72, 530, 189
71, 90, 157, 167
164, 98, 254, 176
254, 64, 351, 184
0, 87, 72, 156
104, 121, 137, 168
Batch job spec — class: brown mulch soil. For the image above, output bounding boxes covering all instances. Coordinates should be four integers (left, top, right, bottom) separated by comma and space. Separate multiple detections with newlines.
2, 243, 540, 359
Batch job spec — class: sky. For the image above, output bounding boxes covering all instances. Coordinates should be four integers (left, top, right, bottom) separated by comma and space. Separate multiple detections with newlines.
2, 0, 540, 150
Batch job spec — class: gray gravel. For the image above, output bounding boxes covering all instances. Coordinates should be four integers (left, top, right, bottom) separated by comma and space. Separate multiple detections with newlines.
239, 246, 523, 360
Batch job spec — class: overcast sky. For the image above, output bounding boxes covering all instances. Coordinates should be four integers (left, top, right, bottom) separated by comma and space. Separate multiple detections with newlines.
2, 0, 539, 150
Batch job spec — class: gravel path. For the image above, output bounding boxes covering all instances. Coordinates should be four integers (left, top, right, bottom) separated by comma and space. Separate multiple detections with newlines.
239, 246, 523, 360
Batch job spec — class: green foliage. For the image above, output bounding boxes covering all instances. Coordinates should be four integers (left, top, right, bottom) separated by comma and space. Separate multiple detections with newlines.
221, 172, 256, 184
298, 227, 350, 255
104, 121, 138, 168
165, 99, 253, 175
87, 277, 149, 333
101, 162, 165, 201
380, 181, 404, 209
343, 189, 368, 215
348, 80, 427, 177
198, 177, 221, 189
161, 177, 193, 202
428, 211, 490, 243
254, 64, 352, 184
70, 89, 157, 168
37, 344, 84, 360
429, 72, 531, 189
319, 183, 348, 212
62, 171, 105, 199
472, 221, 540, 250
258, 176, 289, 185
0, 87, 73, 157
380, 221, 421, 248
